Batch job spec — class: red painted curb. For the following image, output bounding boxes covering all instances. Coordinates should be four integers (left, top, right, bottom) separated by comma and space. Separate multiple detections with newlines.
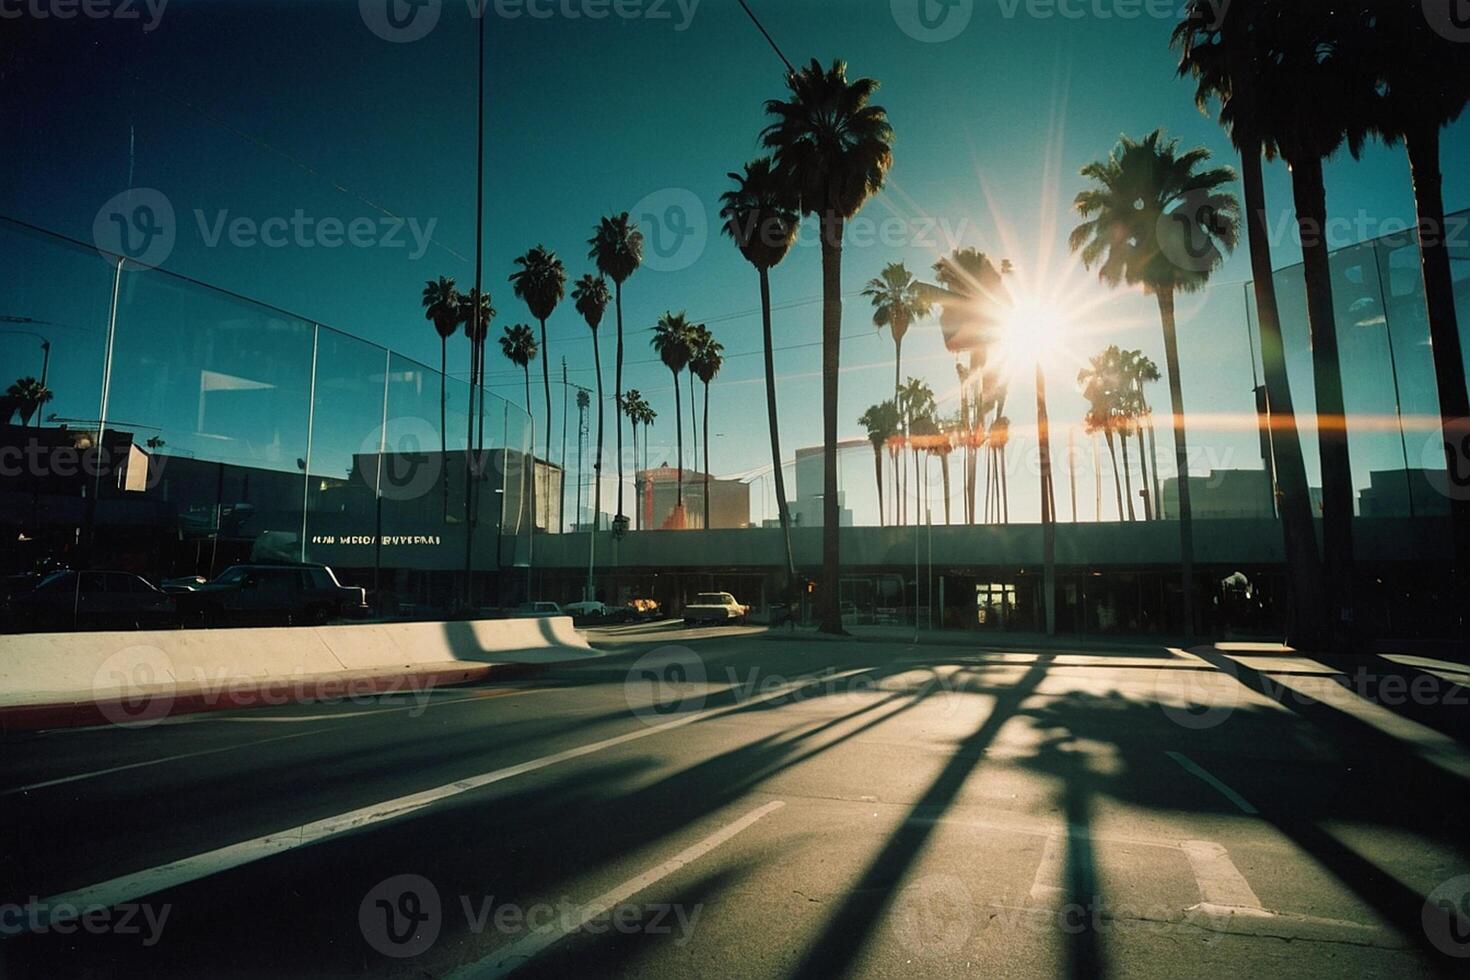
0, 661, 556, 733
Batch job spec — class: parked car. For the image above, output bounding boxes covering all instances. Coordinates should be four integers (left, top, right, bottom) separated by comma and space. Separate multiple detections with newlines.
682, 592, 750, 626
514, 601, 563, 618
168, 564, 368, 626
562, 600, 608, 617
3, 570, 177, 632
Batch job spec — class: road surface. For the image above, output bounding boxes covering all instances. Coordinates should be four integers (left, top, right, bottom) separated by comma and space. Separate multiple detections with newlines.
3, 622, 1469, 977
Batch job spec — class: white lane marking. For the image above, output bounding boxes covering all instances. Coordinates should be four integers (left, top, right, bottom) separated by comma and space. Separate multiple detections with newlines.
5, 690, 553, 794
1179, 839, 1267, 915
1165, 751, 1258, 815
25, 671, 868, 928
2, 729, 327, 795
449, 801, 785, 979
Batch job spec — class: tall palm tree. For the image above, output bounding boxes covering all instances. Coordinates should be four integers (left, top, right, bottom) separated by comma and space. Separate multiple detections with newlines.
1189, 3, 1372, 637
651, 312, 694, 519
499, 323, 538, 535
6, 376, 52, 427
622, 389, 647, 529
1174, 0, 1329, 642
1079, 348, 1129, 520
634, 396, 657, 525
690, 328, 725, 531
1125, 350, 1163, 519
685, 323, 710, 501
458, 287, 495, 454
897, 377, 935, 525
422, 276, 464, 518
859, 400, 901, 528
989, 415, 1011, 524
571, 274, 611, 527
763, 58, 894, 635
721, 157, 802, 588
1368, 2, 1470, 599
863, 262, 931, 403
509, 245, 567, 470
1070, 130, 1239, 639
589, 213, 644, 527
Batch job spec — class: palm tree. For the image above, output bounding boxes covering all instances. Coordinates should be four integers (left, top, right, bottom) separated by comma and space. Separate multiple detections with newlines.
1170, 1, 1334, 652
509, 245, 567, 470
858, 401, 900, 527
721, 157, 802, 588
989, 415, 1011, 524
1173, 0, 1329, 643
1125, 350, 1163, 520
6, 377, 52, 427
589, 213, 644, 527
763, 58, 894, 635
685, 323, 709, 503
651, 312, 694, 519
1079, 348, 1129, 520
1070, 130, 1239, 639
622, 389, 647, 529
458, 287, 495, 453
690, 327, 725, 531
1367, 2, 1470, 600
863, 262, 930, 403
571, 274, 611, 528
633, 395, 657, 526
499, 323, 538, 536
575, 388, 590, 527
422, 276, 464, 518
897, 377, 935, 526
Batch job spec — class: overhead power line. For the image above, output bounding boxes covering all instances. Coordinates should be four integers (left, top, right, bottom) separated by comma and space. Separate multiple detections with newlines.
736, 0, 796, 75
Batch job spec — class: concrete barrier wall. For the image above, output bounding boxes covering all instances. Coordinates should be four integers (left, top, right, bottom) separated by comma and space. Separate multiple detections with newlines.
0, 616, 590, 706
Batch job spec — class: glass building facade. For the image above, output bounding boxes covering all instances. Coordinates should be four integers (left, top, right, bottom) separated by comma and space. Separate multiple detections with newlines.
1, 217, 537, 615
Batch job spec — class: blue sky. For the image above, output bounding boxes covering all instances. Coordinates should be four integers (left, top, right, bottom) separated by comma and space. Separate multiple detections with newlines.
3, 0, 1467, 524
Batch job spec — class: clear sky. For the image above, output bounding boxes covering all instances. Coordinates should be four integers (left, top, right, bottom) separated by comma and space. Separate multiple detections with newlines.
4, 0, 1467, 525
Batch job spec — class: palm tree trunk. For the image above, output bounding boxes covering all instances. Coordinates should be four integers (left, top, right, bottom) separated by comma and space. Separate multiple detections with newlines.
592, 328, 604, 528
1157, 288, 1196, 641
440, 337, 448, 521
538, 317, 553, 471
688, 366, 698, 495
1136, 426, 1152, 521
759, 268, 797, 591
1406, 123, 1470, 613
630, 421, 638, 532
893, 336, 903, 406
1120, 428, 1137, 521
673, 370, 684, 512
1000, 447, 1010, 523
1105, 430, 1123, 520
702, 379, 711, 530
941, 452, 951, 524
1037, 364, 1056, 635
1146, 417, 1163, 518
817, 213, 845, 634
1291, 156, 1355, 639
1239, 145, 1326, 645
614, 282, 625, 521
520, 365, 531, 535
873, 447, 885, 527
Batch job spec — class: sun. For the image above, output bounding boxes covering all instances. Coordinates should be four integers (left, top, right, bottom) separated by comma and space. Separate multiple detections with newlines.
996, 294, 1070, 377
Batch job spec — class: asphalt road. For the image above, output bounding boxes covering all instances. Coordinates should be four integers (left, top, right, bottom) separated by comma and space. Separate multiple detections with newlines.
3, 623, 1470, 978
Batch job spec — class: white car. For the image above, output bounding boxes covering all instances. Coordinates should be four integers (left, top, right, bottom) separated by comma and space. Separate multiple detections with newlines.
514, 601, 563, 618
683, 592, 750, 626
562, 600, 608, 617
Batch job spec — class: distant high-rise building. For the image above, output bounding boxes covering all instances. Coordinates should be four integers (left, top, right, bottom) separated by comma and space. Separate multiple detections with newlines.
637, 467, 749, 529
